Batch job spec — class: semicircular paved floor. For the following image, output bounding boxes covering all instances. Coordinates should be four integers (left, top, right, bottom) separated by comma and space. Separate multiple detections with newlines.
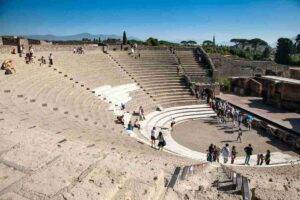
172, 118, 298, 157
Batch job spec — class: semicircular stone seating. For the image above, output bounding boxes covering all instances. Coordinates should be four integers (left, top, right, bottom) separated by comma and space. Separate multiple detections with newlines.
137, 104, 300, 167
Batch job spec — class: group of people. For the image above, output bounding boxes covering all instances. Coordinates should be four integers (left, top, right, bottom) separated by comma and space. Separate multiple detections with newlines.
151, 127, 166, 150
73, 47, 85, 54
207, 143, 271, 165
1, 60, 16, 75
212, 98, 254, 135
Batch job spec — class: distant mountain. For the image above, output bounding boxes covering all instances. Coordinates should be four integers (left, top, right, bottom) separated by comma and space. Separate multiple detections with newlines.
21, 33, 138, 41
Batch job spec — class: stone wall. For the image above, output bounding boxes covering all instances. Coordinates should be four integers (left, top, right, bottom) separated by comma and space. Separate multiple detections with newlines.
195, 47, 217, 81
210, 54, 289, 78
248, 78, 262, 96
281, 82, 300, 103
290, 68, 300, 80
2, 37, 18, 46
18, 38, 29, 47
232, 76, 300, 111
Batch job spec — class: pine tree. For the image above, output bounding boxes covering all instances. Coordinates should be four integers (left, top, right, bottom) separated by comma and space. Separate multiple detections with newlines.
123, 31, 127, 45
275, 38, 293, 65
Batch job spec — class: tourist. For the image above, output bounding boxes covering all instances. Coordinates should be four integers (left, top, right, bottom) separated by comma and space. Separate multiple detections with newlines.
244, 144, 253, 165
73, 48, 77, 54
121, 103, 125, 110
157, 132, 166, 150
116, 115, 124, 124
29, 46, 34, 60
151, 127, 156, 147
11, 48, 16, 54
236, 127, 243, 142
238, 113, 243, 128
134, 119, 141, 130
139, 106, 145, 120
49, 53, 53, 66
38, 56, 46, 66
127, 121, 133, 131
207, 144, 214, 162
257, 153, 264, 165
231, 146, 237, 164
176, 65, 182, 75
1, 60, 16, 75
213, 145, 220, 162
247, 114, 254, 131
221, 143, 230, 164
265, 150, 271, 165
170, 118, 176, 130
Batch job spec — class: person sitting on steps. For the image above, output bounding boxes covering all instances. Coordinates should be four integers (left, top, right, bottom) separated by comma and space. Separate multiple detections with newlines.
134, 119, 140, 130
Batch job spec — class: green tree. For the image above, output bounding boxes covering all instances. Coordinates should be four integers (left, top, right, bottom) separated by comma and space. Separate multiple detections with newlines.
187, 40, 197, 45
296, 34, 300, 53
98, 37, 102, 43
262, 47, 271, 59
180, 41, 188, 45
202, 40, 214, 46
122, 31, 127, 45
230, 38, 249, 48
249, 38, 268, 52
159, 40, 178, 45
275, 38, 293, 65
146, 37, 159, 46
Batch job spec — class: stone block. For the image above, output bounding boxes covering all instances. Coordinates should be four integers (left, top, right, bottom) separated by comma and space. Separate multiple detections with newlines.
0, 164, 25, 191
0, 192, 29, 200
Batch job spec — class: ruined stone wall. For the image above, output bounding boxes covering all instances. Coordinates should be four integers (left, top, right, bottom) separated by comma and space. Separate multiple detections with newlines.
2, 37, 18, 46
290, 68, 300, 80
281, 82, 300, 102
210, 54, 289, 78
18, 38, 29, 47
248, 79, 262, 96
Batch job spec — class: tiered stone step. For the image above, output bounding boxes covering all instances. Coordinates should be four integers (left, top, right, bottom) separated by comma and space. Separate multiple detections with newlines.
110, 50, 202, 108
176, 50, 211, 83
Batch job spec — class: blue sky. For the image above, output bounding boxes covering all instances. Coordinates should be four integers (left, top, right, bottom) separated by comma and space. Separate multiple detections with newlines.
0, 0, 300, 45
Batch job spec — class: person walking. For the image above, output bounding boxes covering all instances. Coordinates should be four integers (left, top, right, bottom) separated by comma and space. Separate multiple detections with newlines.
247, 114, 253, 131
238, 113, 243, 128
157, 132, 166, 150
213, 145, 220, 162
221, 143, 230, 164
207, 144, 214, 162
49, 53, 53, 66
244, 144, 253, 165
139, 106, 145, 120
150, 127, 156, 148
231, 146, 237, 164
170, 118, 176, 130
265, 150, 271, 165
257, 153, 264, 165
236, 127, 243, 142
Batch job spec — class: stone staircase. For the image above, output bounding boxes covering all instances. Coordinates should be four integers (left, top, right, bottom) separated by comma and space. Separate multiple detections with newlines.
175, 50, 212, 83
109, 50, 203, 108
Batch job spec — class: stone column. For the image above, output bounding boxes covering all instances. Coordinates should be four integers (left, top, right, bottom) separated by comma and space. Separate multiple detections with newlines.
0, 37, 3, 46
